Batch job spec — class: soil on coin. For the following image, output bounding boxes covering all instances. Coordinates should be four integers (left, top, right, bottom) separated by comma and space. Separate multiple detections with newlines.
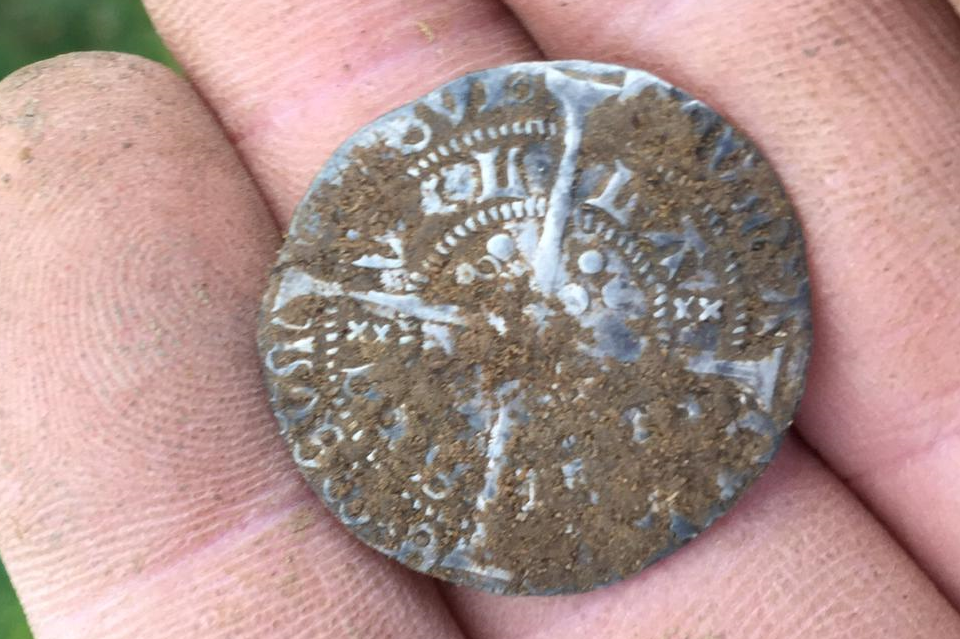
259, 62, 811, 595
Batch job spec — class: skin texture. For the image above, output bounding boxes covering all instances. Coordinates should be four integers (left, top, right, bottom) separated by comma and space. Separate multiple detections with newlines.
0, 0, 958, 637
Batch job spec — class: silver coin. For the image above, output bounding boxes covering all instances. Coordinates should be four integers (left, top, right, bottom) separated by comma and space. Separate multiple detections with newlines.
258, 60, 812, 595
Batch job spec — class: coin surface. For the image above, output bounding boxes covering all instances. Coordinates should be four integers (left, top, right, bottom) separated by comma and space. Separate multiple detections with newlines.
258, 61, 812, 595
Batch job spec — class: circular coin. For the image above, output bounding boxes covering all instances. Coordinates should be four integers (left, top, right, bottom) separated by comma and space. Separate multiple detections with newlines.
258, 60, 812, 595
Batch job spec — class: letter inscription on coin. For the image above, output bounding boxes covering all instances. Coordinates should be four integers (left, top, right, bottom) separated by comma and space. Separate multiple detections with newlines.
258, 61, 812, 595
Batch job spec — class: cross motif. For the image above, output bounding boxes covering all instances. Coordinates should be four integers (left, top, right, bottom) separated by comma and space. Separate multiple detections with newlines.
698, 298, 723, 322
347, 320, 370, 341
673, 297, 695, 320
373, 324, 392, 342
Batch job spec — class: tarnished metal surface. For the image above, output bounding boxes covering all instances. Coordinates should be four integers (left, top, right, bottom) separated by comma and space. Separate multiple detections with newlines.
258, 61, 812, 595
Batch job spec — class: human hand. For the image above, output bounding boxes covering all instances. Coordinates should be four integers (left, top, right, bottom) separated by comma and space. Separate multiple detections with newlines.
2, 0, 960, 637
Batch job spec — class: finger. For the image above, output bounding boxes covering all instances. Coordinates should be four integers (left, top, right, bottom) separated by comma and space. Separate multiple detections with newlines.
497, 0, 960, 605
0, 53, 463, 639
141, 0, 540, 223
446, 438, 960, 638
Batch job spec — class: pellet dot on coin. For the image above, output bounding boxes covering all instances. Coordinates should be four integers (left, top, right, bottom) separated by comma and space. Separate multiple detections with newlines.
578, 250, 605, 275
487, 233, 516, 261
259, 61, 812, 596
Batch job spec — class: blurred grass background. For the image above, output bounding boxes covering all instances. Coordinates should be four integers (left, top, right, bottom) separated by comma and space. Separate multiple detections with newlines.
0, 0, 176, 79
0, 564, 30, 639
1, 1, 176, 636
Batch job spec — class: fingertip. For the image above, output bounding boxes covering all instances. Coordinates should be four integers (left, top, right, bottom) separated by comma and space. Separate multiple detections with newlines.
0, 51, 180, 109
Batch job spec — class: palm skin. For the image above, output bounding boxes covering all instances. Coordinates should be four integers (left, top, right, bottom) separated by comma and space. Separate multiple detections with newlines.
2, 0, 960, 637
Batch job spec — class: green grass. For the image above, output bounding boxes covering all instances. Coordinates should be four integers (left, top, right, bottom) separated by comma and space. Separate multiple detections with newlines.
0, 0, 177, 80
0, 562, 31, 639
1, 2, 177, 636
